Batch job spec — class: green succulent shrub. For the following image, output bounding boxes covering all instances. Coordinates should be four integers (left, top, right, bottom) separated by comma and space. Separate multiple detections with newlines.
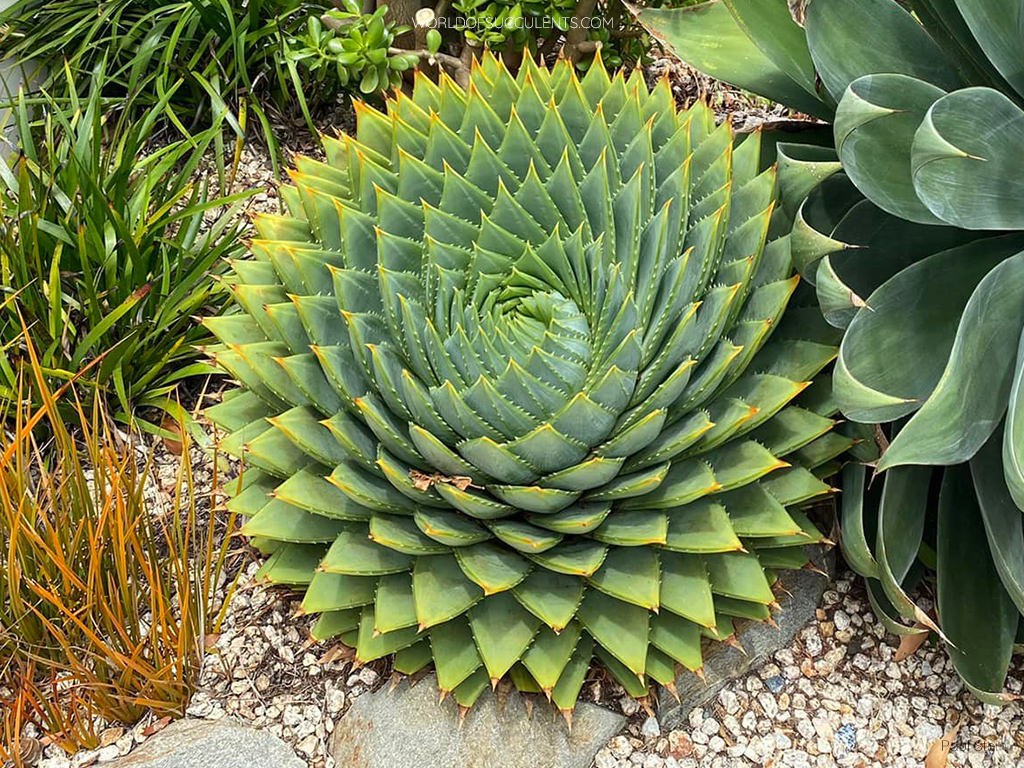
206, 53, 845, 713
0, 69, 251, 423
637, 0, 1024, 702
293, 6, 420, 95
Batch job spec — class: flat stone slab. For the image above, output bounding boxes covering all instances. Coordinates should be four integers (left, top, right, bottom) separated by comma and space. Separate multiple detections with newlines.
110, 719, 305, 768
657, 545, 836, 729
330, 675, 625, 768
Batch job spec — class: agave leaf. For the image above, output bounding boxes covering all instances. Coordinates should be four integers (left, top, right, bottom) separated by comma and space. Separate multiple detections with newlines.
912, 87, 1024, 230
835, 237, 1022, 425
805, 0, 962, 101
937, 465, 1019, 702
814, 200, 979, 330
879, 251, 1024, 470
952, 0, 1024, 99
1005, 329, 1024, 510
634, 2, 831, 120
838, 463, 880, 580
835, 74, 946, 225
721, 0, 819, 99
874, 466, 934, 629
971, 431, 1024, 616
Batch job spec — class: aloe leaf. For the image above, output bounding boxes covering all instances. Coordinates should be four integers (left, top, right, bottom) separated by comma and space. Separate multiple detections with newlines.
412, 554, 484, 630
469, 591, 541, 683
521, 623, 583, 691
513, 570, 584, 631
551, 634, 594, 713
588, 548, 661, 611
430, 616, 483, 693
577, 589, 649, 677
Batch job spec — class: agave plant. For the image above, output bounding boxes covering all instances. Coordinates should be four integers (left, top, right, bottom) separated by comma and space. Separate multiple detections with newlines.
206, 52, 844, 714
636, 0, 1024, 702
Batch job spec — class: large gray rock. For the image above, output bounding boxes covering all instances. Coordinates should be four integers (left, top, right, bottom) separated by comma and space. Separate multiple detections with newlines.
656, 545, 835, 729
330, 676, 624, 768
111, 719, 305, 768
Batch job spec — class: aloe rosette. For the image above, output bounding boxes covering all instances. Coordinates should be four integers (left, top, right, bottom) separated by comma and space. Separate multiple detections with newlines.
636, 0, 1024, 702
205, 53, 842, 714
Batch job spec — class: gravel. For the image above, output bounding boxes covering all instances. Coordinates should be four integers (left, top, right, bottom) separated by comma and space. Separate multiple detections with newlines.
593, 571, 1024, 768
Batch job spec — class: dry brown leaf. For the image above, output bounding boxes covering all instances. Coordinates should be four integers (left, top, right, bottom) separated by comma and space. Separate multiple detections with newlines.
161, 415, 183, 455
895, 625, 930, 662
410, 470, 434, 491
203, 632, 222, 650
409, 470, 479, 492
925, 723, 960, 768
142, 716, 172, 738
319, 644, 355, 665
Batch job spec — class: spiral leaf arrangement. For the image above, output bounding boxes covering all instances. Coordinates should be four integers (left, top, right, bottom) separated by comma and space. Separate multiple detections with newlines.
206, 52, 842, 717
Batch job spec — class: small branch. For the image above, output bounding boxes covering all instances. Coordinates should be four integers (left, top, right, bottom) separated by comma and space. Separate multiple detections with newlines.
389, 46, 471, 86
433, 0, 449, 17
561, 0, 598, 61
321, 13, 357, 31
458, 39, 477, 87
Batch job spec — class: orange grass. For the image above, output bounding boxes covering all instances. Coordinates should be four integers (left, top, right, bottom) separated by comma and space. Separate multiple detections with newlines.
0, 342, 241, 758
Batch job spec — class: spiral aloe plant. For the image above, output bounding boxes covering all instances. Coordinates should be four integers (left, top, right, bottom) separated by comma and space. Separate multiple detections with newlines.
205, 52, 843, 715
